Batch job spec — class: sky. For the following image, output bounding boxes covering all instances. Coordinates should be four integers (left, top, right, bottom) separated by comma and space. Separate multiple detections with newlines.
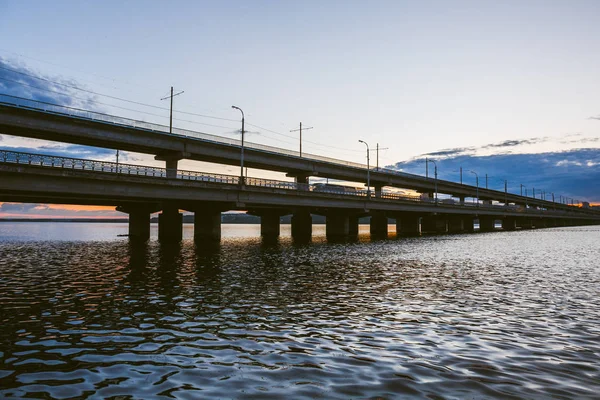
1, 0, 599, 218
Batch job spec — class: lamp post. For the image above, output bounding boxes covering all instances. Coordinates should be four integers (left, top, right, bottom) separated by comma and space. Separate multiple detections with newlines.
426, 159, 438, 204
358, 140, 370, 198
231, 106, 245, 185
469, 170, 479, 206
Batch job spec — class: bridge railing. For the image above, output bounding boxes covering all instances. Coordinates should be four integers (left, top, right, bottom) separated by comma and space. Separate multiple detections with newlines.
1, 149, 597, 217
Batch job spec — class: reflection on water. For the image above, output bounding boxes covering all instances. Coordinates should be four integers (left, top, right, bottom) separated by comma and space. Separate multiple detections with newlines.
0, 225, 599, 398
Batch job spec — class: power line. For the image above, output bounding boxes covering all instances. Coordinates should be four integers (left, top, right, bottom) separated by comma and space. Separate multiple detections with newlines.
0, 64, 239, 123
1, 67, 370, 157
247, 122, 363, 153
0, 77, 238, 130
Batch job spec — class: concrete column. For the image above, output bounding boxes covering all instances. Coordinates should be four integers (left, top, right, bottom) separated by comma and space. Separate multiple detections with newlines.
464, 217, 475, 233
166, 159, 178, 179
478, 216, 495, 232
502, 217, 517, 231
518, 219, 534, 229
447, 216, 465, 233
260, 214, 281, 238
459, 197, 466, 205
291, 210, 312, 241
348, 215, 359, 238
396, 214, 420, 236
374, 185, 383, 199
326, 213, 349, 240
421, 216, 447, 234
370, 211, 388, 237
158, 208, 183, 241
129, 210, 151, 241
194, 210, 221, 242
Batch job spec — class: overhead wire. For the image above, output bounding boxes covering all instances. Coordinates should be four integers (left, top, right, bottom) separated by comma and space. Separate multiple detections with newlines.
0, 64, 239, 122
0, 77, 238, 130
1, 57, 374, 159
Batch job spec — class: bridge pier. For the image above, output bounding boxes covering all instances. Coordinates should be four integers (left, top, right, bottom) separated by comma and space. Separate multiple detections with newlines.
260, 213, 281, 238
502, 217, 517, 231
129, 210, 152, 241
478, 216, 496, 232
349, 215, 360, 238
447, 216, 465, 233
421, 215, 447, 234
463, 217, 475, 233
291, 210, 312, 241
155, 151, 189, 179
194, 209, 221, 242
158, 208, 183, 242
117, 205, 157, 241
374, 185, 383, 199
326, 213, 349, 241
396, 214, 420, 236
370, 211, 388, 238
518, 219, 534, 229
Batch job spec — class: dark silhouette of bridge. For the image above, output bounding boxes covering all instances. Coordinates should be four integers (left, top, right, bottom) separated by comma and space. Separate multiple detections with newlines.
1, 95, 598, 242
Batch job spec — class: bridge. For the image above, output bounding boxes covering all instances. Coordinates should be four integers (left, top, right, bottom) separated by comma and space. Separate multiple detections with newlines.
1, 95, 599, 242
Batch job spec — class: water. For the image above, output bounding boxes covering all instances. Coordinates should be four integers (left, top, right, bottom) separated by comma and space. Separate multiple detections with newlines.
0, 223, 599, 399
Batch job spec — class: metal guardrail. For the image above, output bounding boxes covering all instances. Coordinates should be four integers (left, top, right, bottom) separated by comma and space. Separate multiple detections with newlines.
1, 149, 598, 219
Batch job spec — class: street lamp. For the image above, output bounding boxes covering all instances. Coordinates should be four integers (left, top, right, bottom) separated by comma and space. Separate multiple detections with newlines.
469, 170, 479, 206
358, 140, 370, 198
426, 159, 438, 204
231, 105, 245, 185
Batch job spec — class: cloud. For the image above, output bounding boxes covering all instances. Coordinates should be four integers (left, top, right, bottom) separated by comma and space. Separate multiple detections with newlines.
481, 137, 548, 149
0, 57, 99, 109
589, 116, 600, 120
0, 142, 118, 161
387, 148, 600, 202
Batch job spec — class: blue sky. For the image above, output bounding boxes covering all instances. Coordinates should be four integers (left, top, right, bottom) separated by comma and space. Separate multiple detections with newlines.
1, 1, 600, 216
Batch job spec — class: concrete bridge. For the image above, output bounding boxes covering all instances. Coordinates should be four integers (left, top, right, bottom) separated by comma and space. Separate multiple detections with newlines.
0, 95, 579, 210
1, 150, 598, 242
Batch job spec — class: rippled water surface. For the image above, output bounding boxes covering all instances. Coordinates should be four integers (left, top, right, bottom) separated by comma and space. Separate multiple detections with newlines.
1, 224, 599, 399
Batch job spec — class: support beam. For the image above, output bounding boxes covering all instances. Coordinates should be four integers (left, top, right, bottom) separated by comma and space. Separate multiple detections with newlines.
116, 204, 158, 242
447, 216, 465, 233
291, 210, 312, 241
463, 217, 475, 233
374, 185, 383, 199
396, 214, 420, 236
502, 217, 517, 231
286, 173, 310, 185
518, 219, 534, 229
158, 208, 183, 242
349, 215, 359, 238
155, 151, 190, 180
129, 210, 151, 241
421, 216, 447, 234
260, 213, 281, 238
478, 216, 495, 232
326, 213, 349, 241
370, 210, 388, 237
194, 209, 221, 242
